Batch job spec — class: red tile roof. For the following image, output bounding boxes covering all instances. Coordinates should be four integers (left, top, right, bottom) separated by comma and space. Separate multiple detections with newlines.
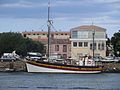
22, 31, 70, 35
71, 25, 106, 31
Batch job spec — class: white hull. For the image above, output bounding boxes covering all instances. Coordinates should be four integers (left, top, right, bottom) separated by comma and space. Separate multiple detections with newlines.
26, 63, 101, 74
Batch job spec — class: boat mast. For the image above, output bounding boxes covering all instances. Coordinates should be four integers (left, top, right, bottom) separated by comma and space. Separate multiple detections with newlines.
47, 1, 51, 58
92, 23, 95, 61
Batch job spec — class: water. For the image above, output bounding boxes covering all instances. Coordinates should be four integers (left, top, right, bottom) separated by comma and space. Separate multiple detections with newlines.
0, 72, 120, 90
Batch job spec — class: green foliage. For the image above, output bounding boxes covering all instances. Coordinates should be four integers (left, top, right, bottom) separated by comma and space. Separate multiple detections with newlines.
0, 32, 44, 57
111, 30, 120, 56
106, 38, 111, 46
106, 38, 111, 56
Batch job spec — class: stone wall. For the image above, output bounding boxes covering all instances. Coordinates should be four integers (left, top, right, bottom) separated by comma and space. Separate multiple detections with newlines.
0, 60, 120, 72
102, 62, 120, 72
0, 60, 26, 72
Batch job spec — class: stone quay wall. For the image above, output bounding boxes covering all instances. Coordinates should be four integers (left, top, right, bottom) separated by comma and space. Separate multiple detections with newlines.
102, 62, 120, 72
0, 60, 26, 72
0, 60, 120, 72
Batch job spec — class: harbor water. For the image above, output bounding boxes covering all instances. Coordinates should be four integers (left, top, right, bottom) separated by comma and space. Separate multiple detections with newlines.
0, 72, 120, 90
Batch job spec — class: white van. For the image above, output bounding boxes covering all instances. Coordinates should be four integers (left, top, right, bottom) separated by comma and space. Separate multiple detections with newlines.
26, 52, 42, 61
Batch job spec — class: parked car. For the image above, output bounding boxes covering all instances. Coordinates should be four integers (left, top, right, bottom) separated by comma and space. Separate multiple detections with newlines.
0, 51, 20, 61
0, 55, 16, 61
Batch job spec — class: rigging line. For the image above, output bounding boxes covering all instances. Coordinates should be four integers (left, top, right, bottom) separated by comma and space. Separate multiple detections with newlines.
51, 24, 58, 32
39, 22, 48, 31
49, 22, 62, 32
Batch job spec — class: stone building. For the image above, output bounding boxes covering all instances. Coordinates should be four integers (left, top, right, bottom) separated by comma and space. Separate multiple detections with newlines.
22, 31, 71, 58
70, 25, 107, 60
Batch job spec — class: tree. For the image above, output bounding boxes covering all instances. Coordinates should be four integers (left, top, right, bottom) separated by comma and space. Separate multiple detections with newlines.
0, 32, 44, 57
111, 30, 120, 56
106, 37, 111, 56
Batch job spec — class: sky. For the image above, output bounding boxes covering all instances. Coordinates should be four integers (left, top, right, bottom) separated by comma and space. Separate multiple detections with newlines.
0, 0, 120, 38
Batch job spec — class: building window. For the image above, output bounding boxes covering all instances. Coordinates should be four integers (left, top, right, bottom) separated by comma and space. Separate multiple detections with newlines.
78, 31, 88, 39
73, 42, 77, 47
90, 43, 92, 50
23, 34, 26, 37
102, 43, 104, 50
98, 43, 101, 50
55, 45, 59, 51
79, 42, 83, 47
72, 31, 77, 38
63, 45, 67, 52
90, 43, 96, 50
84, 42, 88, 47
98, 43, 104, 50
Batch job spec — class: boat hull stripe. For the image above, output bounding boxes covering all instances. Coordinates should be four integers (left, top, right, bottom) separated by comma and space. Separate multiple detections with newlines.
26, 61, 102, 71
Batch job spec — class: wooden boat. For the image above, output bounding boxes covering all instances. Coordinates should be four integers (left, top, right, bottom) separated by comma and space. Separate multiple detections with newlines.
26, 60, 103, 73
26, 1, 103, 73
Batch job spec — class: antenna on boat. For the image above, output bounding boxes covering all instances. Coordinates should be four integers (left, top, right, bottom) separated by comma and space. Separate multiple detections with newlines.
92, 22, 95, 61
47, 0, 51, 58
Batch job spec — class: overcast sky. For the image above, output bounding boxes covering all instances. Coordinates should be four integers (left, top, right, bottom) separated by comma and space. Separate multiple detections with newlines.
0, 0, 120, 38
